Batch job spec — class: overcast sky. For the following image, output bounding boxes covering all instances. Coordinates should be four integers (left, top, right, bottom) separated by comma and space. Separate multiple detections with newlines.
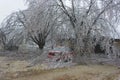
0, 0, 27, 24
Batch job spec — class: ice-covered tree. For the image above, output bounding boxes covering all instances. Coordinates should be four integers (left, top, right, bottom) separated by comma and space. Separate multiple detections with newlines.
51, 0, 120, 59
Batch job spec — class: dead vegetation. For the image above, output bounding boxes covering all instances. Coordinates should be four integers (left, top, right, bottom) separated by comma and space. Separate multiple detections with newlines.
0, 59, 119, 80
0, 51, 119, 80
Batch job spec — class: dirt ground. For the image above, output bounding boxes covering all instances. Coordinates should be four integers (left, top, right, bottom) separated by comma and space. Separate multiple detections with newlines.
0, 51, 120, 80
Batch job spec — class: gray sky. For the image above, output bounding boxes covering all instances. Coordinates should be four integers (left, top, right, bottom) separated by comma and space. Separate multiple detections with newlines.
0, 0, 27, 24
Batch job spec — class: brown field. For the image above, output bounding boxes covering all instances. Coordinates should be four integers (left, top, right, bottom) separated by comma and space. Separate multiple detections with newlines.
0, 55, 120, 80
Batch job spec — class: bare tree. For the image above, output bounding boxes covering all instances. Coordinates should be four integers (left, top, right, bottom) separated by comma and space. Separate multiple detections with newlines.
24, 0, 120, 57
17, 0, 60, 50
1, 0, 120, 59
0, 29, 6, 49
0, 13, 24, 50
55, 0, 120, 57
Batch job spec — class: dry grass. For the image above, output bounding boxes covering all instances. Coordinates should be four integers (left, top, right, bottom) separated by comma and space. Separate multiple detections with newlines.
0, 56, 120, 80
9, 65, 120, 80
54, 74, 77, 80
102, 71, 120, 80
53, 65, 120, 80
